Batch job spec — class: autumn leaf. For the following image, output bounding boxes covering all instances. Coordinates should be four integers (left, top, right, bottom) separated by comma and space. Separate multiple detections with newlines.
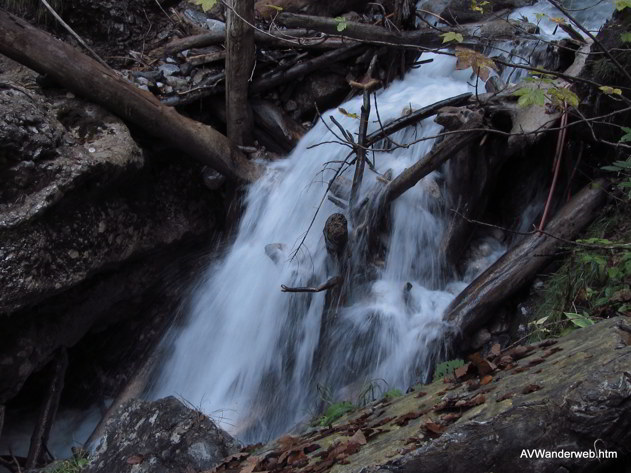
454, 47, 497, 81
549, 16, 567, 25
127, 454, 144, 465
338, 107, 359, 119
441, 31, 464, 43
265, 4, 284, 11
192, 0, 217, 12
348, 429, 367, 446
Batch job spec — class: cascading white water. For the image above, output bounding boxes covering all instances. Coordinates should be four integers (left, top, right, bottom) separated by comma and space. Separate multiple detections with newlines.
151, 55, 476, 442
150, 0, 615, 445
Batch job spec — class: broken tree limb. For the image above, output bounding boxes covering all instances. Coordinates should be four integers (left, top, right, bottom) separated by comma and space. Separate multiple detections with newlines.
0, 405, 4, 442
225, 0, 255, 145
251, 99, 307, 152
349, 87, 372, 213
25, 348, 68, 469
384, 112, 485, 203
161, 28, 345, 56
0, 10, 260, 182
250, 44, 366, 95
281, 276, 342, 293
365, 92, 473, 147
443, 179, 607, 352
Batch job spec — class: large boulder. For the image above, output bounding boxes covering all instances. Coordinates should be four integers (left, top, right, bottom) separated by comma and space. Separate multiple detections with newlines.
86, 397, 239, 473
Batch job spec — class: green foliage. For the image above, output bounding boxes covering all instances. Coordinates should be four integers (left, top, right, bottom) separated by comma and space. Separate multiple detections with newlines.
602, 156, 631, 199
191, 0, 217, 12
599, 85, 623, 95
46, 457, 89, 473
513, 74, 579, 109
615, 0, 631, 11
621, 32, 631, 42
441, 31, 464, 43
617, 127, 631, 143
530, 203, 631, 341
470, 0, 491, 13
514, 87, 547, 107
315, 401, 355, 426
383, 388, 403, 400
433, 359, 465, 381
334, 16, 348, 32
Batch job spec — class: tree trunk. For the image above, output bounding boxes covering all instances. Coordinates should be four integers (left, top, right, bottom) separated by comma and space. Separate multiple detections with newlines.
0, 10, 260, 182
443, 179, 607, 352
225, 0, 255, 146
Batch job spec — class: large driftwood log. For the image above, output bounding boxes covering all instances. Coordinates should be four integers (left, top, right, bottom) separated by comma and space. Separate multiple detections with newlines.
443, 179, 607, 351
225, 0, 255, 145
383, 111, 485, 203
0, 10, 260, 182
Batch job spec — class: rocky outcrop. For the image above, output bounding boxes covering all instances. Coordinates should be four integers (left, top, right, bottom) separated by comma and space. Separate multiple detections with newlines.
85, 397, 239, 473
0, 56, 223, 405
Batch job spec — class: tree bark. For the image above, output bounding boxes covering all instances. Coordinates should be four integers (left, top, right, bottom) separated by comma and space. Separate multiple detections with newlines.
0, 10, 260, 182
225, 0, 255, 146
443, 179, 607, 352
25, 348, 68, 469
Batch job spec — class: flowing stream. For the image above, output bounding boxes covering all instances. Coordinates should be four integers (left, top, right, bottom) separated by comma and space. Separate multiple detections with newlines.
151, 57, 484, 442
150, 0, 614, 443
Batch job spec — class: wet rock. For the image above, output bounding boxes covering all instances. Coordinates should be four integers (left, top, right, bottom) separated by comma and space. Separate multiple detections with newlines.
292, 72, 350, 119
439, 0, 536, 24
471, 328, 491, 350
85, 397, 239, 473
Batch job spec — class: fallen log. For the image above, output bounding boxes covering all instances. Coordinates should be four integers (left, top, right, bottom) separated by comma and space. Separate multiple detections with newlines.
162, 28, 347, 56
281, 276, 342, 293
25, 348, 68, 469
250, 44, 365, 95
365, 92, 473, 147
383, 111, 485, 203
443, 179, 607, 352
225, 0, 255, 145
0, 10, 260, 182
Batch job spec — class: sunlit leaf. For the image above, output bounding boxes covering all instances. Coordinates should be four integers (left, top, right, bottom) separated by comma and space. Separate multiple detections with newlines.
264, 4, 284, 11
615, 0, 631, 11
621, 32, 631, 42
599, 85, 623, 95
514, 87, 546, 107
535, 12, 546, 21
441, 31, 464, 43
192, 0, 217, 12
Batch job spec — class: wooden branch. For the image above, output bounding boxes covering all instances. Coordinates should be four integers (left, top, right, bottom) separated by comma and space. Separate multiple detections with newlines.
349, 89, 371, 213
443, 179, 607, 352
225, 0, 255, 145
251, 99, 306, 152
250, 44, 365, 95
162, 28, 345, 56
277, 12, 440, 47
365, 92, 473, 147
0, 405, 4, 442
384, 112, 485, 203
281, 276, 342, 293
0, 10, 260, 182
26, 348, 68, 469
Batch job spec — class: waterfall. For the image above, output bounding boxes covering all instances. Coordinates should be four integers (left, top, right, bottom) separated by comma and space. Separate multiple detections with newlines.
150, 0, 614, 444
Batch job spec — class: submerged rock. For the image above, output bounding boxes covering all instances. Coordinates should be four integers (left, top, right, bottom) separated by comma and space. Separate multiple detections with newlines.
86, 397, 239, 473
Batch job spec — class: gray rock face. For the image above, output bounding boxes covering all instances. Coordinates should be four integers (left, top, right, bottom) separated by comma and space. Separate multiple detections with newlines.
86, 397, 239, 473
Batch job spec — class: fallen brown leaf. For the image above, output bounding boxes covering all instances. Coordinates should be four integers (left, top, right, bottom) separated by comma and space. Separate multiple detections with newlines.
126, 454, 144, 465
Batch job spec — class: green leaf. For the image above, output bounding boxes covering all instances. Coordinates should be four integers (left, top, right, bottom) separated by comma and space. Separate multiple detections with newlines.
599, 85, 623, 95
192, 0, 217, 12
621, 32, 631, 42
334, 16, 348, 32
564, 312, 595, 328
619, 126, 631, 143
441, 31, 464, 43
615, 0, 631, 11
264, 4, 284, 11
535, 12, 546, 22
549, 87, 579, 108
514, 87, 546, 107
